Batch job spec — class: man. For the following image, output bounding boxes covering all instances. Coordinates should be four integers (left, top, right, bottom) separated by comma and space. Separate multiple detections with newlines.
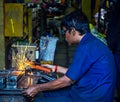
22, 9, 116, 102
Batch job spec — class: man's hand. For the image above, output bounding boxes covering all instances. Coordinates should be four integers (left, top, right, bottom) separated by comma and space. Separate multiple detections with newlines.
41, 64, 55, 72
22, 85, 39, 97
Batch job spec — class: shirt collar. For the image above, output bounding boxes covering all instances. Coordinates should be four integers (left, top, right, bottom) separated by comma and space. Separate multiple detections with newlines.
80, 33, 92, 44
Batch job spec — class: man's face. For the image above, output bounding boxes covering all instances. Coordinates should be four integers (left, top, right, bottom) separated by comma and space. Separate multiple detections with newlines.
62, 27, 73, 45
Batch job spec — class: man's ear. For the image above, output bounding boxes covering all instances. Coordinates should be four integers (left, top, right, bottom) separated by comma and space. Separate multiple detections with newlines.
71, 27, 76, 36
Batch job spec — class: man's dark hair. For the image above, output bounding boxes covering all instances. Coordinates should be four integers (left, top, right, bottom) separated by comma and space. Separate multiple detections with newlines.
61, 9, 90, 35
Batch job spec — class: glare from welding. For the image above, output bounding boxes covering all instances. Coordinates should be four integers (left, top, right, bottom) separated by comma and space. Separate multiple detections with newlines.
12, 43, 34, 70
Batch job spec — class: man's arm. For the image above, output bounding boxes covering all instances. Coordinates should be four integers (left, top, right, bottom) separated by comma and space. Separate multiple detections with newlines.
22, 75, 72, 97
41, 64, 68, 74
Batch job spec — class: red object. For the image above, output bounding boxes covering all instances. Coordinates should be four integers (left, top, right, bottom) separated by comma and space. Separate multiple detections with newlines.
54, 65, 58, 72
25, 60, 51, 73
31, 65, 51, 73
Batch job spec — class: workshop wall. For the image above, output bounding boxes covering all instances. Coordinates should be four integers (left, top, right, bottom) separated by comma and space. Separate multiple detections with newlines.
54, 41, 77, 67
0, 0, 5, 70
2, 0, 109, 69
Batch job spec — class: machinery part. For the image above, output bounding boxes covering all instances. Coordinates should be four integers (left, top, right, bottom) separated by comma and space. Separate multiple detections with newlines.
0, 77, 6, 89
38, 74, 56, 84
6, 75, 18, 89
11, 44, 37, 68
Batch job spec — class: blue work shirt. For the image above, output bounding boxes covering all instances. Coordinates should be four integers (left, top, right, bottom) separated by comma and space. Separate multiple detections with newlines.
66, 33, 116, 102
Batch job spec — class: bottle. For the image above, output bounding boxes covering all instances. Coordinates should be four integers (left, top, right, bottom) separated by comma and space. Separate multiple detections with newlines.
35, 46, 40, 63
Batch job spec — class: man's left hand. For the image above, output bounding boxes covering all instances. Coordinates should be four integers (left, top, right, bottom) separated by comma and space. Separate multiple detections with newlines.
22, 85, 39, 97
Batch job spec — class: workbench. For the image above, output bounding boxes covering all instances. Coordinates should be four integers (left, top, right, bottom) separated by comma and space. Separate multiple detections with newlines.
0, 69, 56, 102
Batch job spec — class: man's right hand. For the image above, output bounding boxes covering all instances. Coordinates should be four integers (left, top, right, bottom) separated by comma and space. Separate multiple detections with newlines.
41, 64, 55, 72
